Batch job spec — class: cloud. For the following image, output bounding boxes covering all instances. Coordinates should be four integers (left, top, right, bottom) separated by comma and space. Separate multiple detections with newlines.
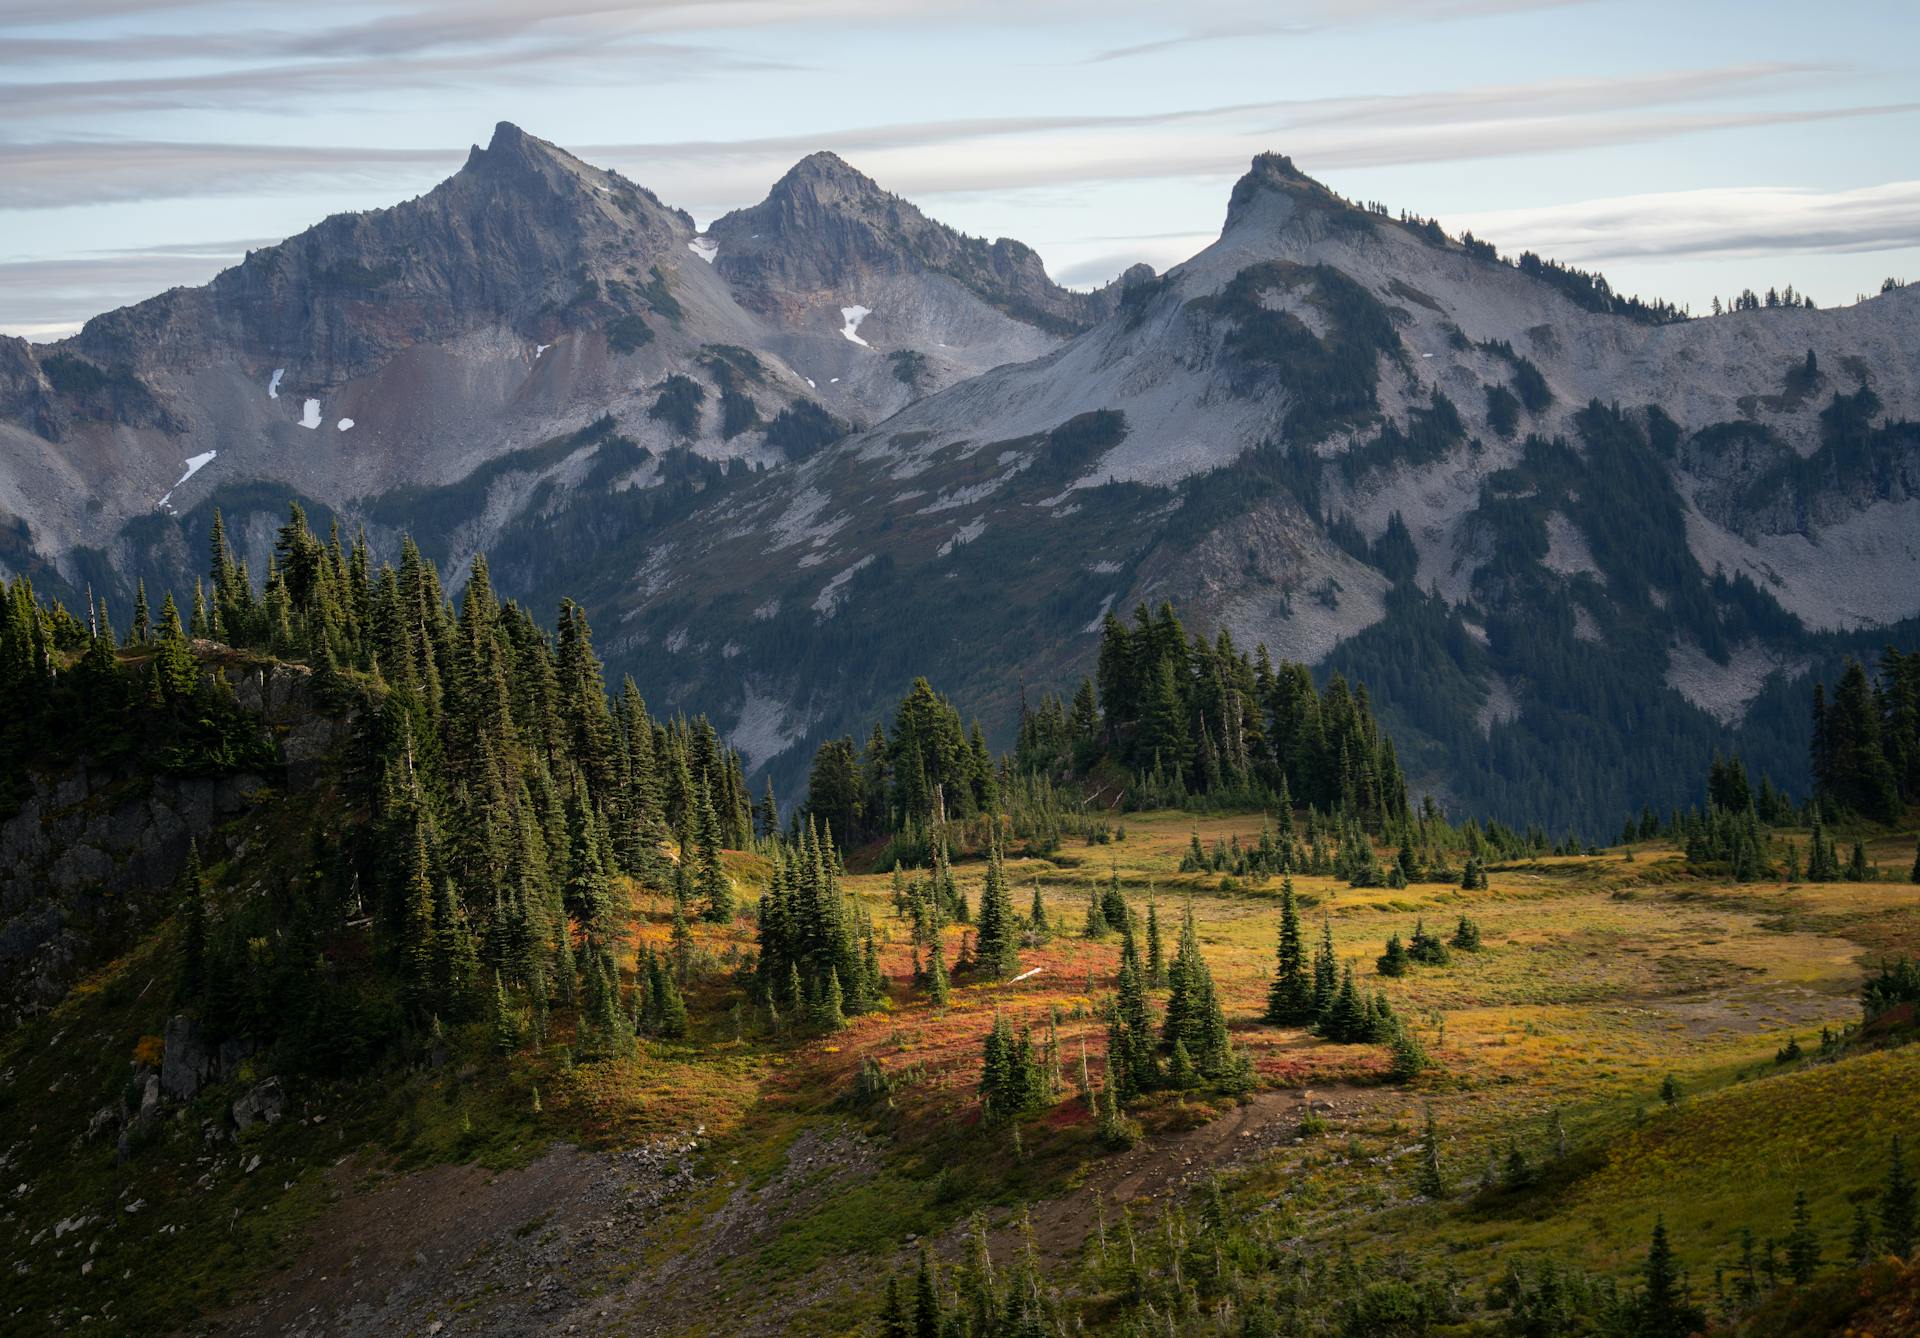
0, 36, 788, 119
1445, 180, 1920, 263
1084, 0, 1595, 61
0, 240, 264, 340
0, 141, 461, 209
1, 62, 1906, 216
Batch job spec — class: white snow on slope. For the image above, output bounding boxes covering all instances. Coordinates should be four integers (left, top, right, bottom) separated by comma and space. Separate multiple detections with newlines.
535, 344, 550, 358
840, 305, 872, 346
688, 237, 718, 263
267, 368, 283, 399
156, 450, 217, 510
336, 418, 355, 432
298, 398, 321, 429
813, 555, 875, 617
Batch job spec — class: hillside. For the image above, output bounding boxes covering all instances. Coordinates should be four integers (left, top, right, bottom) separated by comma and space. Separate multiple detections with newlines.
4, 537, 1920, 1335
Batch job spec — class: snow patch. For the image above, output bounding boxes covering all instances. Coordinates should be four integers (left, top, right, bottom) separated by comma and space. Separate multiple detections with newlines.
753, 598, 781, 621
840, 305, 872, 346
1088, 559, 1122, 574
534, 344, 551, 358
688, 237, 718, 264
267, 368, 283, 400
156, 449, 217, 510
335, 418, 354, 432
298, 398, 321, 430
813, 555, 875, 617
1082, 592, 1117, 633
937, 518, 987, 557
664, 628, 689, 654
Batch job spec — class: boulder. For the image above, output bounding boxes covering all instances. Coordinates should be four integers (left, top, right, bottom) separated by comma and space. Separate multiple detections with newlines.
159, 1014, 213, 1100
231, 1077, 284, 1132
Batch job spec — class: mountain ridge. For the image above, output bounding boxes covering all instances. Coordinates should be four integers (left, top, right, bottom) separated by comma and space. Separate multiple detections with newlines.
3, 131, 1917, 833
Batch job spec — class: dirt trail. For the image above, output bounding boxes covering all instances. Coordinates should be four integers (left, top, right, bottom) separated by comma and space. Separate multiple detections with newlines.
1011, 1084, 1374, 1261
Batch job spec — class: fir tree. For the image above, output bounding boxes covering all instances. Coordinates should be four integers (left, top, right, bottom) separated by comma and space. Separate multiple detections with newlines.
1311, 916, 1338, 1020
1082, 882, 1107, 938
1377, 933, 1409, 977
1636, 1217, 1705, 1337
174, 839, 207, 1002
913, 1245, 942, 1338
1785, 1188, 1820, 1283
1144, 897, 1164, 986
1883, 1134, 1916, 1257
815, 966, 847, 1031
972, 834, 1019, 979
926, 941, 950, 1007
1265, 878, 1314, 1024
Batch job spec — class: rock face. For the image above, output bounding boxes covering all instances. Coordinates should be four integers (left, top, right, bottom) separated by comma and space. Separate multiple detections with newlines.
0, 660, 352, 1022
0, 126, 1096, 569
710, 151, 1120, 337
160, 1014, 215, 1101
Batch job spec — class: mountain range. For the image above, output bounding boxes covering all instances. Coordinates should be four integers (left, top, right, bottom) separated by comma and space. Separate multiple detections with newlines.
4, 122, 1918, 834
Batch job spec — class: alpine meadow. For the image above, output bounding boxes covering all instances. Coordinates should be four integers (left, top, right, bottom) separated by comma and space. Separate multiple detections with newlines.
4, 4, 1920, 1336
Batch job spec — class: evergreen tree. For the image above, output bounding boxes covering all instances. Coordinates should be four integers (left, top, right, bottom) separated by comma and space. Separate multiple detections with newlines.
1883, 1134, 1916, 1257
1785, 1188, 1820, 1283
1416, 1108, 1446, 1197
174, 839, 207, 1002
815, 966, 847, 1031
1144, 897, 1164, 986
912, 1245, 942, 1338
1636, 1217, 1705, 1338
1377, 932, 1409, 977
972, 834, 1019, 979
1310, 916, 1338, 1020
926, 941, 950, 1007
1265, 879, 1314, 1023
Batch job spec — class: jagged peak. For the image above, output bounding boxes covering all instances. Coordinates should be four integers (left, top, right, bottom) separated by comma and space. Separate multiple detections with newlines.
1222, 151, 1341, 233
461, 121, 572, 178
765, 150, 894, 208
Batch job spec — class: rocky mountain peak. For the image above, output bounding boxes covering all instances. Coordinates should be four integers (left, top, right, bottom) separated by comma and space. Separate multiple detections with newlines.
1221, 151, 1347, 235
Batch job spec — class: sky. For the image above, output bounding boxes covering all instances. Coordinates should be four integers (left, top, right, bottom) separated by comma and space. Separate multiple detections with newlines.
3, 0, 1918, 341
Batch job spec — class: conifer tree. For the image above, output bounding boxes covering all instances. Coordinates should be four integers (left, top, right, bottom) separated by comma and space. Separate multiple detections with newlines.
926, 940, 950, 1007
1310, 916, 1338, 1020
1027, 881, 1048, 935
1082, 882, 1107, 938
1145, 897, 1164, 986
1161, 903, 1229, 1074
696, 778, 736, 922
1636, 1217, 1705, 1337
490, 970, 518, 1053
1846, 840, 1870, 882
1883, 1134, 1916, 1257
912, 1245, 942, 1338
1265, 878, 1314, 1023
1416, 1108, 1446, 1197
815, 966, 847, 1031
174, 839, 207, 1002
1851, 1203, 1876, 1264
654, 963, 689, 1038
972, 834, 1019, 979
1785, 1188, 1820, 1283
1377, 933, 1409, 977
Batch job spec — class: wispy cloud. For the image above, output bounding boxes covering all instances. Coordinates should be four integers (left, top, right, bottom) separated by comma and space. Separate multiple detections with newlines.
1446, 180, 1920, 262
0, 141, 460, 209
4, 63, 1910, 220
